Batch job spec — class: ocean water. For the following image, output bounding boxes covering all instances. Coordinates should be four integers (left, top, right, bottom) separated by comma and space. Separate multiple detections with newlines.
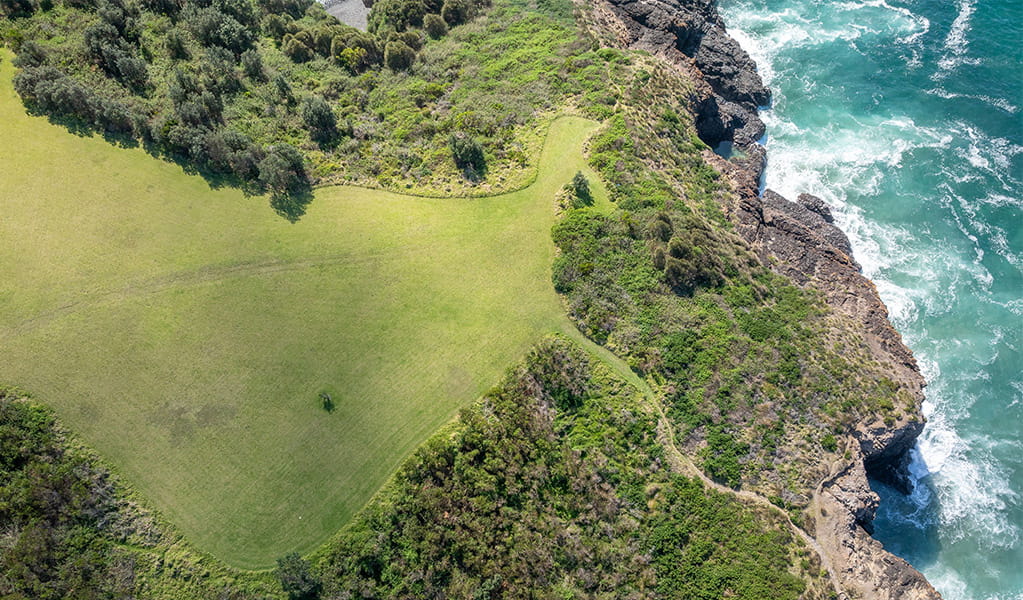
715, 0, 1023, 597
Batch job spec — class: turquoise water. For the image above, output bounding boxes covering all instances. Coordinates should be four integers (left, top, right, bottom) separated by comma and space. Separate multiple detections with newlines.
716, 0, 1023, 597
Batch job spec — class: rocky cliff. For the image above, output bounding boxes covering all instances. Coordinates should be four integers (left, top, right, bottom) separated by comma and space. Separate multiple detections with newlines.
586, 0, 940, 597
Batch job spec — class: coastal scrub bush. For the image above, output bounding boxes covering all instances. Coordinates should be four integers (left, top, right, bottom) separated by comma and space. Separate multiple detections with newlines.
570, 171, 592, 208
301, 95, 339, 145
259, 143, 308, 195
240, 49, 265, 80
440, 0, 469, 25
449, 131, 485, 177
383, 39, 415, 70
423, 12, 446, 38
276, 552, 321, 600
368, 0, 425, 33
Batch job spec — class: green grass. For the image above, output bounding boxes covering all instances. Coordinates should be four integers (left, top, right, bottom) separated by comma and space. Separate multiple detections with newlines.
0, 51, 609, 569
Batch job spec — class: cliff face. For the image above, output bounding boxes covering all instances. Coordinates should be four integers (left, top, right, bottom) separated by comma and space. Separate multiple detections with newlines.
586, 0, 940, 597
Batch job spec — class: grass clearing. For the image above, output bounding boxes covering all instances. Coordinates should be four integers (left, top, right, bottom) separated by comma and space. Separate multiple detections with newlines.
0, 52, 609, 568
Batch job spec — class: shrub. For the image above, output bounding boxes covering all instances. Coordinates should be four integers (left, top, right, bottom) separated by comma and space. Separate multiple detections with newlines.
204, 129, 263, 179
275, 553, 320, 600
14, 66, 95, 118
262, 13, 291, 39
259, 0, 306, 20
300, 95, 338, 144
141, 0, 179, 16
283, 32, 314, 62
1, 0, 36, 17
449, 131, 485, 174
271, 73, 295, 104
331, 30, 382, 68
12, 39, 46, 68
335, 46, 367, 72
440, 0, 469, 25
240, 49, 265, 80
821, 433, 838, 452
184, 4, 254, 53
383, 40, 415, 71
391, 29, 423, 51
368, 0, 425, 33
166, 28, 190, 60
423, 13, 447, 38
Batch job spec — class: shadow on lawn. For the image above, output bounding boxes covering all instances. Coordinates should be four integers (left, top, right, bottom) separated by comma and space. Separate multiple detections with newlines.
27, 104, 314, 223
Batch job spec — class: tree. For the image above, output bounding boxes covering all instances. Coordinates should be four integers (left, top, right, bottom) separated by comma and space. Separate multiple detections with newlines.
384, 40, 415, 71
275, 552, 320, 600
259, 143, 311, 221
258, 143, 307, 195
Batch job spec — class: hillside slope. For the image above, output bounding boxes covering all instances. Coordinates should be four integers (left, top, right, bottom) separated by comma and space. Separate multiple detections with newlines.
0, 0, 938, 597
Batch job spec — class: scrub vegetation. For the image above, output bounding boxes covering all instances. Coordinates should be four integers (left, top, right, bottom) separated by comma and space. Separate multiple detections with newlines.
550, 55, 917, 505
0, 0, 614, 206
0, 60, 607, 566
0, 341, 829, 599
0, 0, 915, 594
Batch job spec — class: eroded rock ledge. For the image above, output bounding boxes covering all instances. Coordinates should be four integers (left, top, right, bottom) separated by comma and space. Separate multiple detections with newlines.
587, 0, 940, 597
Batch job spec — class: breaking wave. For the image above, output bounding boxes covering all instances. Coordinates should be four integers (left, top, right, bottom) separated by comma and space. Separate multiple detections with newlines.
719, 0, 1023, 597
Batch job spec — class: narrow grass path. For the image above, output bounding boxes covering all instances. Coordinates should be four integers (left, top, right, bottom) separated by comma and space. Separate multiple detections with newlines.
0, 53, 609, 568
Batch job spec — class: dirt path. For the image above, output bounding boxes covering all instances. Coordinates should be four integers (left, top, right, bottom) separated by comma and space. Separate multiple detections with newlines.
572, 333, 846, 598
645, 385, 846, 599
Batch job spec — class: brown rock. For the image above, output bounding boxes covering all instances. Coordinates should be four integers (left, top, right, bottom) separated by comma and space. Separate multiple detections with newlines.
587, 0, 939, 597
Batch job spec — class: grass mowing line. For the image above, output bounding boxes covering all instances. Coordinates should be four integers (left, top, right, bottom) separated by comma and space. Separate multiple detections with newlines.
0, 52, 609, 569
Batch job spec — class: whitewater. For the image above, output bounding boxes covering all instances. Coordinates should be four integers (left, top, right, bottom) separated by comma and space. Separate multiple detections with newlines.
716, 0, 1023, 597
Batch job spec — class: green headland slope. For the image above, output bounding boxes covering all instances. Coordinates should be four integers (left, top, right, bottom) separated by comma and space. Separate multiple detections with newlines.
0, 51, 608, 566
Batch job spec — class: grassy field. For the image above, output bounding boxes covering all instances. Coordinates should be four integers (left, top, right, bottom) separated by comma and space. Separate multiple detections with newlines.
0, 52, 611, 568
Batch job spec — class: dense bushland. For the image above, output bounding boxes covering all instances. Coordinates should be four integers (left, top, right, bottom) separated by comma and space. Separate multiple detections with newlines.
550, 57, 918, 504
1, 0, 616, 207
0, 0, 917, 592
311, 338, 819, 599
1, 342, 824, 599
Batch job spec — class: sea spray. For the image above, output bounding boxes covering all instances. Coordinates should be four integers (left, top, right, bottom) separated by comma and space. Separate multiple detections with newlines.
718, 0, 1023, 597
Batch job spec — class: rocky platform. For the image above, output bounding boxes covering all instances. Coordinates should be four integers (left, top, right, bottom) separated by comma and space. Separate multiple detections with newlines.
587, 0, 942, 597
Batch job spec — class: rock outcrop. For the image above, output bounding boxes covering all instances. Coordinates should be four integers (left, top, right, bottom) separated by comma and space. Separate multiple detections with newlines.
586, 0, 941, 597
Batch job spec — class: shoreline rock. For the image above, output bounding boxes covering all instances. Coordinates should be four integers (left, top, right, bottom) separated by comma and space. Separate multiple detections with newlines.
588, 0, 941, 597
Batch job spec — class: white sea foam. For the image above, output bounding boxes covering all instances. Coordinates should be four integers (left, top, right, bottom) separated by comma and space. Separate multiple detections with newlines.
722, 0, 927, 87
935, 0, 982, 77
925, 88, 1020, 114
718, 3, 1023, 596
910, 393, 1021, 551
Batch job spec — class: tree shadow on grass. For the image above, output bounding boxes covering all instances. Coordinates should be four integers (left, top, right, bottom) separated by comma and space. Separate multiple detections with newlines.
270, 187, 314, 223
30, 108, 141, 150
22, 99, 315, 223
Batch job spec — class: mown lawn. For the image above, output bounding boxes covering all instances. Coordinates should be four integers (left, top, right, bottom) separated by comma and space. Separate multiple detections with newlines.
0, 53, 609, 568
